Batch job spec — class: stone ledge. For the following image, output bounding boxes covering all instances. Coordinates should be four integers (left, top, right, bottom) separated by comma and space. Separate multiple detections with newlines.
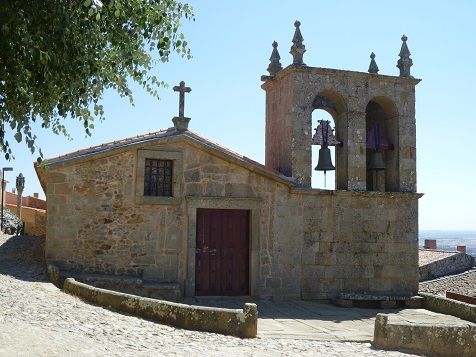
373, 311, 476, 357
290, 187, 423, 200
334, 294, 423, 309
339, 293, 415, 301
63, 278, 257, 338
267, 64, 422, 85
420, 292, 476, 323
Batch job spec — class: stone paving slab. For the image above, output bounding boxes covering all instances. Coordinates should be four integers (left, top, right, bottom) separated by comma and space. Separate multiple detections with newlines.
184, 298, 400, 342
388, 308, 476, 326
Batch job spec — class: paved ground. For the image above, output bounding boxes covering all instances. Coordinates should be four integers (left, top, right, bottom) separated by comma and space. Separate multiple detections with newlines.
183, 298, 397, 341
387, 308, 476, 327
0, 233, 416, 356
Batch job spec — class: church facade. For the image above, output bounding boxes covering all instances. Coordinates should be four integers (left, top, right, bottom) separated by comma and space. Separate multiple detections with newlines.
36, 22, 422, 301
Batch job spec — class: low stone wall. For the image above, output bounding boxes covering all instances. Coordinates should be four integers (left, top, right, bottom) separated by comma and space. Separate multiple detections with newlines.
63, 278, 257, 338
373, 313, 476, 357
5, 204, 46, 236
419, 250, 474, 281
420, 292, 476, 323
46, 264, 180, 302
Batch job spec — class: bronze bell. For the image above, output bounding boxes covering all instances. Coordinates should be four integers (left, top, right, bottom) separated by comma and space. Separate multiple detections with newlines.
368, 150, 386, 170
315, 146, 335, 172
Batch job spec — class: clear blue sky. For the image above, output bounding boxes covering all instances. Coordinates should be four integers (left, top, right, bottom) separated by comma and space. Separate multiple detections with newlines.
2, 0, 475, 231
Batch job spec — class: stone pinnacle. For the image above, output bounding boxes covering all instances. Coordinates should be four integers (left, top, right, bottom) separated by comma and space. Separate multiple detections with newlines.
290, 20, 306, 66
267, 41, 283, 76
368, 52, 379, 74
397, 34, 413, 77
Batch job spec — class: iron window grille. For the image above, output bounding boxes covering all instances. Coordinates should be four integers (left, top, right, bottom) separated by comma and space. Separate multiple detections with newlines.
144, 159, 173, 197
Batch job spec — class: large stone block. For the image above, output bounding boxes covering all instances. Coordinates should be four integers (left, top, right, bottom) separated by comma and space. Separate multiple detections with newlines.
185, 182, 202, 196
184, 169, 201, 182
225, 183, 254, 197
46, 171, 67, 183
164, 227, 182, 251
204, 182, 224, 196
265, 277, 282, 289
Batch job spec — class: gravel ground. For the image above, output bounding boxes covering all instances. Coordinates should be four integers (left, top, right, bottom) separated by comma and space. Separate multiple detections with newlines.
0, 233, 415, 356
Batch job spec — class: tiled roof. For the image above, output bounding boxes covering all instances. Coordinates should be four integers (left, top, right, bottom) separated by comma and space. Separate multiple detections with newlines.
44, 128, 294, 184
419, 269, 476, 297
46, 127, 176, 165
419, 249, 459, 267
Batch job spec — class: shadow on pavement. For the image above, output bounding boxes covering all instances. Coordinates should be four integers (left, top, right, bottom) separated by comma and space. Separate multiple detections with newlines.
182, 297, 397, 323
0, 234, 47, 283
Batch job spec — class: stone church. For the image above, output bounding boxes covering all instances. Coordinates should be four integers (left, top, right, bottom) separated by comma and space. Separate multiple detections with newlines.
36, 22, 422, 301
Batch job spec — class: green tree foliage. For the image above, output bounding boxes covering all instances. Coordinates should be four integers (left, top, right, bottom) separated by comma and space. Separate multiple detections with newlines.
0, 0, 194, 161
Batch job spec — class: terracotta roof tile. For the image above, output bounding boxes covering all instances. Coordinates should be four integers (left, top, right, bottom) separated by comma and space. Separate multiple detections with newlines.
419, 249, 459, 267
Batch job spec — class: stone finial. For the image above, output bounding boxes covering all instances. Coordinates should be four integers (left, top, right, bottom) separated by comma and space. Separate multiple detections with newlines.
368, 52, 379, 74
172, 80, 191, 131
397, 34, 413, 77
267, 41, 283, 76
290, 20, 306, 65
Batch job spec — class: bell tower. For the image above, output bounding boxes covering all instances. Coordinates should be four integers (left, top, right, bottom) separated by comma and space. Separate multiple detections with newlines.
261, 24, 420, 192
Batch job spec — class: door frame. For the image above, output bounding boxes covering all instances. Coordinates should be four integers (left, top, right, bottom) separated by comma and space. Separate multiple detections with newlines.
185, 197, 261, 297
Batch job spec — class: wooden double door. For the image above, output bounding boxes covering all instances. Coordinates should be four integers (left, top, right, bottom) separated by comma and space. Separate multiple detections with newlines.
195, 208, 250, 296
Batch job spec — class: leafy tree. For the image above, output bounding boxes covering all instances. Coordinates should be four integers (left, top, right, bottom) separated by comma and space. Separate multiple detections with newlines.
0, 0, 194, 161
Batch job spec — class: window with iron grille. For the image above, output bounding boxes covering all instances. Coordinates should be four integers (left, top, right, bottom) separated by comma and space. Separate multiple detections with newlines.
144, 159, 173, 197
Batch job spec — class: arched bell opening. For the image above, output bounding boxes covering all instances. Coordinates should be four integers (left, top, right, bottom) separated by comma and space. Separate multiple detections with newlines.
312, 110, 336, 189
365, 97, 399, 192
311, 90, 347, 190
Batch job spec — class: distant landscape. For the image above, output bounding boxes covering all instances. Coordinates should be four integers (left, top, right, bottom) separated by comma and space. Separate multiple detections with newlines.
419, 230, 476, 257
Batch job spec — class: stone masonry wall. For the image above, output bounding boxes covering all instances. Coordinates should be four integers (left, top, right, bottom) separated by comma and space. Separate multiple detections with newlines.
45, 138, 420, 300
180, 141, 302, 299
419, 252, 475, 281
45, 148, 185, 283
297, 190, 419, 299
262, 66, 419, 191
45, 140, 295, 297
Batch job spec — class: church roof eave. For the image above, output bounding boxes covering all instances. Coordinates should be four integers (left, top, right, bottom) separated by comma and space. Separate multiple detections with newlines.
38, 128, 295, 187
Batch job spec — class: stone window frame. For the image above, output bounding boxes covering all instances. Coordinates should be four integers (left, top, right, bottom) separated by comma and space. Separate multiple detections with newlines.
135, 149, 182, 205
185, 197, 261, 298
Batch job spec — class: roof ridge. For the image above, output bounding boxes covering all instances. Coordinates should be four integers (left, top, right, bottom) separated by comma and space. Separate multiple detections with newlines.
46, 127, 175, 163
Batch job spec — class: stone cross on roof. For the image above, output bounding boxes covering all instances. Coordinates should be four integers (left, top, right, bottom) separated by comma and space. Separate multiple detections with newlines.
173, 81, 191, 118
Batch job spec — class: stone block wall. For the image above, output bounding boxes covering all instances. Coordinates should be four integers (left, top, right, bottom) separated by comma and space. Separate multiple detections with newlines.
419, 252, 475, 281
262, 66, 420, 191
45, 148, 185, 282
5, 204, 46, 236
43, 137, 420, 300
296, 189, 420, 299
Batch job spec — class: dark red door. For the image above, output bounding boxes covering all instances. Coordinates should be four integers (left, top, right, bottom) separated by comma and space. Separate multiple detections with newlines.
195, 208, 250, 296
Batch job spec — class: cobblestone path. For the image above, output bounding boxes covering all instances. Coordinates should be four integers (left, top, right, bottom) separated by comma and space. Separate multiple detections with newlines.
0, 234, 415, 356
